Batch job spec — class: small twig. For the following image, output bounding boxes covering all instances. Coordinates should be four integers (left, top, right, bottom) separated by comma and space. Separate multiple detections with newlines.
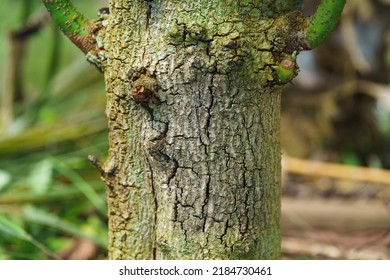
1, 12, 50, 131
12, 13, 50, 39
88, 155, 105, 176
283, 156, 390, 185
340, 7, 371, 74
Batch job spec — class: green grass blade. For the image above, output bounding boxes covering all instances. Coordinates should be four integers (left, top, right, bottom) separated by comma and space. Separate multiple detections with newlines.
0, 214, 58, 259
22, 205, 107, 248
52, 158, 107, 216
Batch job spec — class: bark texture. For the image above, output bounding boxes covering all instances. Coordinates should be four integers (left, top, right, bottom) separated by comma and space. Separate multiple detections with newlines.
102, 0, 303, 259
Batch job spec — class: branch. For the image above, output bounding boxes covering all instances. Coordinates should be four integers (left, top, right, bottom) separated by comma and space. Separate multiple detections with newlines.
42, 0, 95, 54
303, 0, 346, 49
284, 156, 390, 185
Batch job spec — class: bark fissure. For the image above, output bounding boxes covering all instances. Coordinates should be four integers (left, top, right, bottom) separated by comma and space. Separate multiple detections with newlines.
146, 155, 158, 260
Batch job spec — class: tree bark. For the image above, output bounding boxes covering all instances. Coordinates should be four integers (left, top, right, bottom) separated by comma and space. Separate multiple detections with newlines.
102, 0, 304, 259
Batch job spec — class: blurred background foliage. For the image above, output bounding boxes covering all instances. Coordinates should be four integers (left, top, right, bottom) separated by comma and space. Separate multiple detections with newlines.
283, 0, 390, 167
282, 0, 390, 259
0, 0, 108, 259
0, 0, 389, 259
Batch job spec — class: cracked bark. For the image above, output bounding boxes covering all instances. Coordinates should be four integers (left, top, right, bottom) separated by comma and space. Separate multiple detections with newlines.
103, 1, 302, 259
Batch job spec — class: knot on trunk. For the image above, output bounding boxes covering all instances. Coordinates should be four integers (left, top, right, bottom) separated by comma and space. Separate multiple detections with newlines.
128, 69, 161, 115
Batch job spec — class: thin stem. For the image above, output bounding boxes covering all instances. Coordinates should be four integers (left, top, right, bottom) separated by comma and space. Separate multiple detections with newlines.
305, 0, 346, 49
42, 0, 93, 53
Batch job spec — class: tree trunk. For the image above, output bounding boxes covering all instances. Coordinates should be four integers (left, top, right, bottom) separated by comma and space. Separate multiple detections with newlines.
102, 0, 303, 259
